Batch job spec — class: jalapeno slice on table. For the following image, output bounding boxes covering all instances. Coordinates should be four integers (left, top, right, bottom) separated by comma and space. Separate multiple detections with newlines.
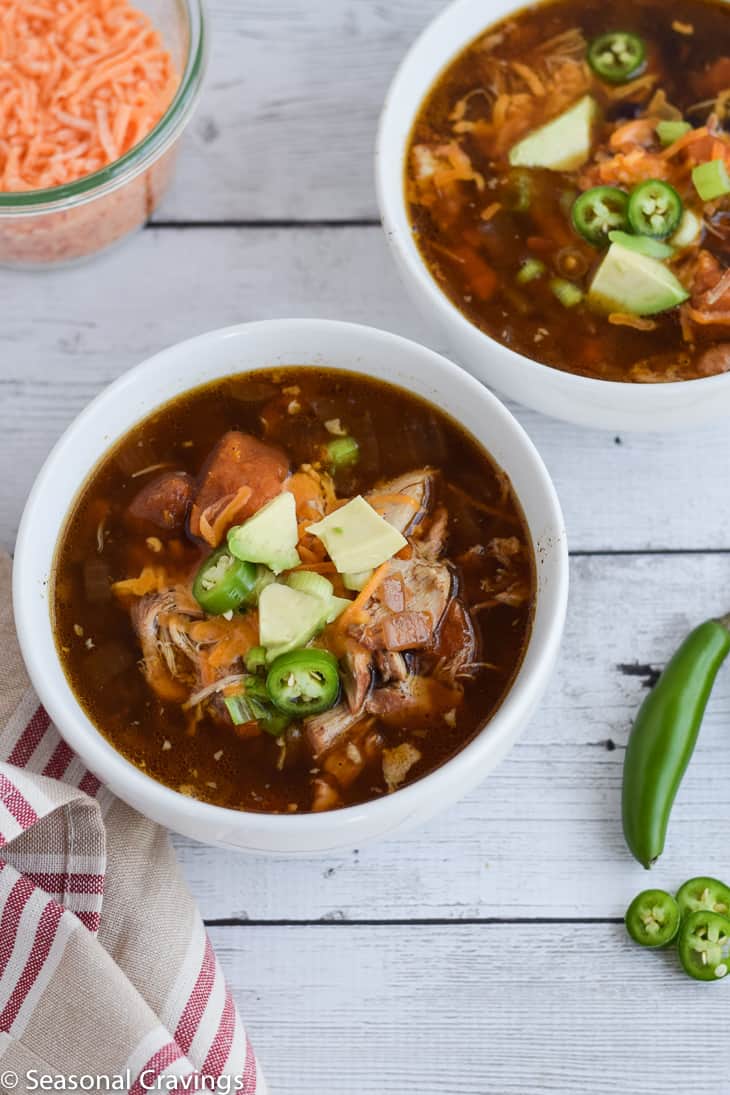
193, 545, 258, 615
678, 910, 730, 981
625, 889, 680, 948
266, 649, 341, 716
588, 32, 646, 84
677, 877, 730, 919
571, 187, 629, 245
627, 180, 683, 239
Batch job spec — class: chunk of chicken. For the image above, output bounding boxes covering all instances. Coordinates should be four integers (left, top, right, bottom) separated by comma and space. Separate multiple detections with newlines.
366, 675, 461, 726
305, 704, 365, 759
382, 743, 422, 792
358, 557, 453, 652
695, 344, 730, 375
189, 431, 289, 545
432, 599, 478, 679
131, 588, 203, 702
367, 469, 435, 536
340, 638, 373, 713
127, 471, 194, 533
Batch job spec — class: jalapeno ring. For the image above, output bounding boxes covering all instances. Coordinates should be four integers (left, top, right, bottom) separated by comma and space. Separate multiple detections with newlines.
678, 910, 730, 981
588, 32, 646, 84
192, 545, 258, 615
571, 186, 630, 246
625, 889, 680, 948
266, 649, 341, 716
627, 180, 683, 239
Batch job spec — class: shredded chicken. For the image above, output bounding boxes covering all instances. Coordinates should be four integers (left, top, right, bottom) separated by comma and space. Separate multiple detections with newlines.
382, 744, 422, 792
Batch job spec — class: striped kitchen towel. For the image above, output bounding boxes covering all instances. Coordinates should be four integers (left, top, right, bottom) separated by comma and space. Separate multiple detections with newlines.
0, 554, 265, 1093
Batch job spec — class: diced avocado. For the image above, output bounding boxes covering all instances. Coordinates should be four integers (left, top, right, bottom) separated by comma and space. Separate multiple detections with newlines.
227, 492, 300, 575
670, 209, 703, 250
607, 230, 674, 260
508, 96, 599, 172
258, 583, 326, 660
587, 243, 689, 316
307, 496, 407, 574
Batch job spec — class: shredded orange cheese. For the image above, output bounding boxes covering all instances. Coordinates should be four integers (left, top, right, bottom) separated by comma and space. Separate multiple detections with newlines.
0, 0, 177, 191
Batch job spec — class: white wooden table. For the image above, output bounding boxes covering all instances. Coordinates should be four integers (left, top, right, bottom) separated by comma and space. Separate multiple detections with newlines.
3, 3, 730, 1091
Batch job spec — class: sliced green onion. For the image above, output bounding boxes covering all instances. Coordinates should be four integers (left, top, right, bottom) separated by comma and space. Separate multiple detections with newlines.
343, 568, 373, 591
244, 646, 267, 673
692, 159, 730, 202
286, 570, 335, 601
656, 120, 691, 147
670, 208, 703, 249
224, 693, 266, 726
325, 436, 359, 470
516, 258, 546, 284
503, 169, 532, 212
223, 686, 290, 736
607, 230, 675, 259
550, 277, 584, 308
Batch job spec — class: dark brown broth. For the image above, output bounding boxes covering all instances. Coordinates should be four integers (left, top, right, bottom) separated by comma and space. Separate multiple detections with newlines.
406, 0, 730, 382
53, 368, 535, 813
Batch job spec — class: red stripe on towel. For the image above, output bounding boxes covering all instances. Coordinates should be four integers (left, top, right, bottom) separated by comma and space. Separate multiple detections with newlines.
0, 899, 63, 1031
7, 708, 51, 768
175, 935, 216, 1053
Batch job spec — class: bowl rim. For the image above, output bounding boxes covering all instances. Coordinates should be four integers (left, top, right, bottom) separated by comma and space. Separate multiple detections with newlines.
12, 318, 569, 839
0, 0, 208, 215
374, 0, 730, 401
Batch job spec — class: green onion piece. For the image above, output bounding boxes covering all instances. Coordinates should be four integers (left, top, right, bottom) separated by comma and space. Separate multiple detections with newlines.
549, 277, 584, 308
607, 230, 675, 259
343, 569, 373, 592
656, 120, 691, 147
286, 570, 335, 601
692, 159, 730, 202
503, 169, 532, 212
244, 646, 267, 673
516, 258, 546, 284
224, 694, 256, 725
325, 436, 359, 470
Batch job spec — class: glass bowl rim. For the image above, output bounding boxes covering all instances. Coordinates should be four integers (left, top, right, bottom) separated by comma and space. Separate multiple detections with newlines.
0, 0, 207, 215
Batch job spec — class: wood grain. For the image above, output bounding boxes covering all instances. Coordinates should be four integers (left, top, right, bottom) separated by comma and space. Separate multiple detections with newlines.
2, 227, 728, 555
156, 0, 443, 221
212, 922, 725, 1095
174, 551, 730, 922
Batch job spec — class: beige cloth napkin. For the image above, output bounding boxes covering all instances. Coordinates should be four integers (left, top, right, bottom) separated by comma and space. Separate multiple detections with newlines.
0, 554, 265, 1093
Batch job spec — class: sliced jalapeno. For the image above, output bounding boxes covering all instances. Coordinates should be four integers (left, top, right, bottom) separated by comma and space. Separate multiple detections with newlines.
627, 180, 683, 239
571, 186, 629, 246
192, 545, 258, 615
625, 889, 680, 948
266, 649, 341, 716
678, 910, 730, 981
588, 32, 646, 84
677, 877, 730, 919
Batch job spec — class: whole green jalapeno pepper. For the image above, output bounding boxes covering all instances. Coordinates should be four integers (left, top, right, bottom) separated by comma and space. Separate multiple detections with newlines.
622, 614, 730, 869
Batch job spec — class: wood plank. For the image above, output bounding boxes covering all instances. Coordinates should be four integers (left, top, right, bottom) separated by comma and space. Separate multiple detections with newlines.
2, 227, 728, 554
176, 551, 730, 922
212, 922, 723, 1094
156, 0, 444, 220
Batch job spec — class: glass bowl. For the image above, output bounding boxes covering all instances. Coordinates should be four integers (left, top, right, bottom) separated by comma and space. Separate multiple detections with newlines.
0, 0, 207, 269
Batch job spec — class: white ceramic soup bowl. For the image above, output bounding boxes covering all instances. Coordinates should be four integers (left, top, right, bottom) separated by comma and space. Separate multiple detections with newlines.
376, 0, 730, 432
13, 319, 568, 854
